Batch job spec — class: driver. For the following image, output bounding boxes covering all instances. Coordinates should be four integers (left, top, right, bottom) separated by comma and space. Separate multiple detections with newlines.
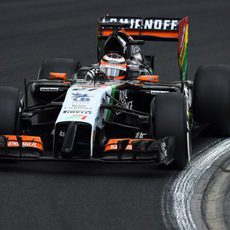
83, 48, 152, 82
100, 53, 127, 80
86, 53, 127, 81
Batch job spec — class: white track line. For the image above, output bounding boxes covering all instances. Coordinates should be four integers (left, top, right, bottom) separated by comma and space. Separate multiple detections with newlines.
162, 138, 230, 230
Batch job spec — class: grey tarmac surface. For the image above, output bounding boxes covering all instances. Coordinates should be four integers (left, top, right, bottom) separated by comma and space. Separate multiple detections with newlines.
0, 0, 230, 229
0, 138, 218, 230
203, 156, 230, 230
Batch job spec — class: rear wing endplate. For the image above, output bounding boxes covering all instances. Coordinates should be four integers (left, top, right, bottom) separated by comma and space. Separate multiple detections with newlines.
97, 16, 189, 81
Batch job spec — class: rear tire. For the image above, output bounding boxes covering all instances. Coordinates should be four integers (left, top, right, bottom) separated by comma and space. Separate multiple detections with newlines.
0, 87, 22, 134
35, 58, 80, 124
153, 92, 190, 170
38, 58, 80, 80
194, 64, 230, 135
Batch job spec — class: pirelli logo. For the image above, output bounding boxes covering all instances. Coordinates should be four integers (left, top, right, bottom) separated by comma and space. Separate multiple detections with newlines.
101, 17, 179, 31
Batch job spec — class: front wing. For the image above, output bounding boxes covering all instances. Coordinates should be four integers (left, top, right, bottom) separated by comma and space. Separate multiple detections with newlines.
0, 135, 175, 165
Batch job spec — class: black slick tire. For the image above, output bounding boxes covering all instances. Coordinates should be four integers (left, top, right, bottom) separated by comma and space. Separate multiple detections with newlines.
38, 58, 80, 80
194, 64, 230, 135
153, 92, 190, 170
0, 86, 21, 135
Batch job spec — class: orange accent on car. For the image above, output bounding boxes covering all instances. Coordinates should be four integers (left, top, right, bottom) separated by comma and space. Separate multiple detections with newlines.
118, 29, 133, 39
114, 75, 125, 80
4, 135, 44, 152
137, 75, 159, 83
104, 138, 155, 152
100, 60, 127, 68
50, 72, 67, 81
100, 29, 179, 39
105, 139, 131, 152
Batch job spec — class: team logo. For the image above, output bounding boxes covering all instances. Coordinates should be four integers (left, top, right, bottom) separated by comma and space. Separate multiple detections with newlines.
72, 92, 93, 102
101, 17, 179, 31
116, 90, 133, 115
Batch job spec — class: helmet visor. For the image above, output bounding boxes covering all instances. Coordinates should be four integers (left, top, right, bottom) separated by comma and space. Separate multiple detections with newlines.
100, 63, 126, 78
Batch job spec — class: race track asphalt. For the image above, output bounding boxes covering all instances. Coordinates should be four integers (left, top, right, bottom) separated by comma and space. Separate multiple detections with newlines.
0, 0, 230, 229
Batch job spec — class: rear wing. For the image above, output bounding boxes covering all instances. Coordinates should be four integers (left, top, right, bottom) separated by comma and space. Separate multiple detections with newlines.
97, 16, 189, 81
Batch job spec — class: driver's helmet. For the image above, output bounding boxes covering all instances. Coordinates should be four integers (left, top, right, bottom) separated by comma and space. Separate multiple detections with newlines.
99, 53, 127, 80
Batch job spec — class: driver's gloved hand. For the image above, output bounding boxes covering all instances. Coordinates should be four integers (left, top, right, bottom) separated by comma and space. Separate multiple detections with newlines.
85, 68, 100, 81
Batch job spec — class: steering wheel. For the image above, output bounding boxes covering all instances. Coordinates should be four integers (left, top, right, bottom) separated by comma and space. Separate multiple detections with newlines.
96, 70, 110, 82
84, 69, 110, 84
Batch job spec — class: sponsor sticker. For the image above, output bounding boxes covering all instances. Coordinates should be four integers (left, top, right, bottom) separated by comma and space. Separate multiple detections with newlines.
116, 90, 133, 115
72, 92, 93, 102
102, 17, 179, 31
135, 132, 147, 138
102, 17, 142, 29
143, 19, 178, 30
64, 115, 87, 121
40, 87, 59, 92
111, 144, 117, 150
7, 141, 38, 148
63, 110, 92, 115
126, 144, 132, 150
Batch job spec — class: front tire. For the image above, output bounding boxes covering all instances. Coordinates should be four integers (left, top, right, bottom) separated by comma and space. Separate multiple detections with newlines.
0, 87, 22, 134
194, 64, 230, 135
153, 92, 190, 170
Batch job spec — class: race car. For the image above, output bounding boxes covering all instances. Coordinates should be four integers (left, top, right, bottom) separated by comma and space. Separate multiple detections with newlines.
0, 16, 230, 170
